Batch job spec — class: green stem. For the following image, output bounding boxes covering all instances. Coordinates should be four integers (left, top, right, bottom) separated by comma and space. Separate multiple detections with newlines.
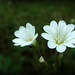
53, 51, 58, 72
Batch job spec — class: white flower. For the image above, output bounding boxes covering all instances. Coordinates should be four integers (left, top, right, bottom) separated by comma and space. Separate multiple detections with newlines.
41, 20, 75, 53
39, 56, 45, 63
12, 23, 38, 47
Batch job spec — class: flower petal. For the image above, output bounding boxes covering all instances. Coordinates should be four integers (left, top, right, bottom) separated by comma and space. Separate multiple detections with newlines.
56, 45, 66, 53
20, 41, 32, 47
12, 38, 33, 47
12, 38, 25, 44
68, 39, 75, 44
14, 30, 20, 37
43, 25, 57, 37
33, 33, 38, 40
58, 20, 66, 34
26, 23, 32, 29
65, 24, 74, 36
47, 41, 57, 49
43, 21, 58, 34
43, 25, 50, 33
26, 23, 35, 36
66, 31, 75, 41
50, 20, 57, 27
50, 20, 58, 32
19, 26, 27, 39
41, 33, 54, 42
19, 26, 32, 41
66, 24, 74, 32
41, 33, 50, 40
58, 20, 66, 27
14, 43, 20, 46
50, 21, 58, 36
64, 42, 75, 48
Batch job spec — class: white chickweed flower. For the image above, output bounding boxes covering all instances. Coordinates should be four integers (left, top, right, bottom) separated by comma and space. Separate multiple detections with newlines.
41, 20, 75, 53
39, 56, 45, 63
12, 23, 38, 47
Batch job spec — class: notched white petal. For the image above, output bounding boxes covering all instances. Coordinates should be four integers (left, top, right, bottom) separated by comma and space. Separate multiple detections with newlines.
50, 20, 57, 27
41, 33, 50, 40
58, 20, 66, 33
56, 45, 66, 53
12, 38, 25, 44
33, 33, 38, 40
19, 26, 28, 40
58, 20, 66, 26
67, 31, 75, 41
26, 23, 35, 36
14, 30, 20, 37
43, 25, 50, 33
66, 24, 74, 33
69, 39, 75, 44
48, 41, 57, 49
64, 42, 75, 48
19, 26, 26, 31
20, 44, 27, 47
26, 23, 32, 28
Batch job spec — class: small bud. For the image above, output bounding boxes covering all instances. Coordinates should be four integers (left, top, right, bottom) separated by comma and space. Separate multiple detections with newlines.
70, 18, 75, 23
39, 56, 45, 63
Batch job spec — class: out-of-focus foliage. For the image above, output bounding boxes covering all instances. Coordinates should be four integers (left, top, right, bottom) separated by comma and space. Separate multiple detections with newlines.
0, 0, 75, 75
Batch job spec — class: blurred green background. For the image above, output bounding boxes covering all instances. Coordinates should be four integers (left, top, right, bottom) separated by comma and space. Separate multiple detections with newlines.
0, 0, 75, 75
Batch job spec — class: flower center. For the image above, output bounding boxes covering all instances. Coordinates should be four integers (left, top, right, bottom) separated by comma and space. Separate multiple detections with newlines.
26, 38, 33, 42
55, 33, 66, 45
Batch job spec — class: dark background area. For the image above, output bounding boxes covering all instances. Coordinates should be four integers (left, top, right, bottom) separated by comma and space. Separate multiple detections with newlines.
0, 0, 75, 75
